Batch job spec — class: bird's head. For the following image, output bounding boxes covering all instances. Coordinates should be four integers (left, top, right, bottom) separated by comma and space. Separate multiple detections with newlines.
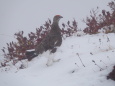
53, 15, 63, 23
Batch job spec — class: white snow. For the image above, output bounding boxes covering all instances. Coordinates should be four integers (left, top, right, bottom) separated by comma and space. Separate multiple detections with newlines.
0, 0, 115, 86
26, 49, 35, 52
0, 33, 115, 86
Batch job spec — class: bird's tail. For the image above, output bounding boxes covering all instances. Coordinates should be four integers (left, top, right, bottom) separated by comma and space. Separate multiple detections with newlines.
25, 50, 38, 61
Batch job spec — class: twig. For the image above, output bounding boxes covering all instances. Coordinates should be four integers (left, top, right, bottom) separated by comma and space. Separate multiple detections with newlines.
100, 60, 107, 66
92, 60, 103, 71
75, 63, 79, 67
99, 38, 102, 45
76, 53, 85, 67
106, 35, 110, 42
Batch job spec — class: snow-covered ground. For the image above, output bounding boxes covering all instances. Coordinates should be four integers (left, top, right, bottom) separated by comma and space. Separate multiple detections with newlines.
0, 0, 115, 86
0, 33, 115, 86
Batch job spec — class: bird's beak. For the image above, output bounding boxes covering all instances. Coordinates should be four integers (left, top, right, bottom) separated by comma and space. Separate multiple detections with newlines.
60, 16, 63, 18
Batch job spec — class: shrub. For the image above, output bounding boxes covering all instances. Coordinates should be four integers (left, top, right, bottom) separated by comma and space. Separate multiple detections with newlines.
83, 0, 115, 34
1, 19, 78, 63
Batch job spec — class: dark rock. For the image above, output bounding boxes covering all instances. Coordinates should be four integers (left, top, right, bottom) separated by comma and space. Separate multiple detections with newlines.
107, 66, 115, 81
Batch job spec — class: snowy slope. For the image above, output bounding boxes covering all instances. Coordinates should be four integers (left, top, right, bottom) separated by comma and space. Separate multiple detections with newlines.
0, 33, 115, 86
0, 0, 115, 86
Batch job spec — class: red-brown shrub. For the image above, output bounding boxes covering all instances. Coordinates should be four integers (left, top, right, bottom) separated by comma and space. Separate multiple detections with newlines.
83, 0, 115, 34
1, 19, 78, 62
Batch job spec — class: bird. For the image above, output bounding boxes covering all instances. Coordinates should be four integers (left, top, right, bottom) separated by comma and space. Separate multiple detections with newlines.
26, 15, 63, 61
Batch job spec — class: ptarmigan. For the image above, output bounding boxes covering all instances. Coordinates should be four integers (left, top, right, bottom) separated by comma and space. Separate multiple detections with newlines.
26, 15, 63, 62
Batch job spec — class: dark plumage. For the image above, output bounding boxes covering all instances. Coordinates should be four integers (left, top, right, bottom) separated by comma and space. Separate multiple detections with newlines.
27, 15, 63, 61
